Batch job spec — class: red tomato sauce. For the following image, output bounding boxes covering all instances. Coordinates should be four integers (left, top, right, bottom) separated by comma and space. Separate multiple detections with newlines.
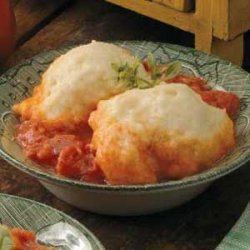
165, 75, 240, 119
11, 228, 48, 250
15, 121, 104, 184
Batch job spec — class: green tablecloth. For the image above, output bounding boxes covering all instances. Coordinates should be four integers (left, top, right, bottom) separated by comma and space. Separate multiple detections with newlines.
216, 203, 250, 250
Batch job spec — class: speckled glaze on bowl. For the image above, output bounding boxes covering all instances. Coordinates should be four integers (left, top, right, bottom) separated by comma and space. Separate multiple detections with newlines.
0, 41, 250, 215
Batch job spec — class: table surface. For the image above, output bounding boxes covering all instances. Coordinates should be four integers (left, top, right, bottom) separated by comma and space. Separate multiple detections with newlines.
1, 1, 250, 249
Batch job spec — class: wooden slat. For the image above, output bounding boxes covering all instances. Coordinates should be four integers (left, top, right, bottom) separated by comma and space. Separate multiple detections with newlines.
152, 0, 195, 12
12, 0, 71, 46
106, 0, 197, 33
10, 0, 19, 7
194, 0, 212, 53
211, 0, 230, 40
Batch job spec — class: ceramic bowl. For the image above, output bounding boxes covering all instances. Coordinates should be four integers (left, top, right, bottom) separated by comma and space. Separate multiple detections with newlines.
0, 41, 250, 216
0, 193, 105, 249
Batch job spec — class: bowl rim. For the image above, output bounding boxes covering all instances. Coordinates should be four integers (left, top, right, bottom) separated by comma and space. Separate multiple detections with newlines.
0, 40, 250, 192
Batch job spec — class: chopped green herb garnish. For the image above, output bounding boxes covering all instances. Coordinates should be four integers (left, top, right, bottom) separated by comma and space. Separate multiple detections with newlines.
111, 60, 155, 89
163, 61, 182, 80
111, 54, 182, 89
146, 53, 182, 81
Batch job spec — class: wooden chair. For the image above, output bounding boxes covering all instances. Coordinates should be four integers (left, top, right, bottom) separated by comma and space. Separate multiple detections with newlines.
106, 0, 250, 66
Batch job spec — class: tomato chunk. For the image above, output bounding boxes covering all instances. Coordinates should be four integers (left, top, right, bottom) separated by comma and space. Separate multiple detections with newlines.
57, 144, 104, 183
12, 228, 47, 250
16, 120, 104, 183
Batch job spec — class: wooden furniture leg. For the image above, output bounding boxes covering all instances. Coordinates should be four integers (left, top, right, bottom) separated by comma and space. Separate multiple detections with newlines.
211, 35, 244, 66
194, 0, 213, 54
194, 0, 243, 66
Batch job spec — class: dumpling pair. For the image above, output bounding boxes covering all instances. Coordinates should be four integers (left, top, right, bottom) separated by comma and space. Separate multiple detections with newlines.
13, 41, 236, 185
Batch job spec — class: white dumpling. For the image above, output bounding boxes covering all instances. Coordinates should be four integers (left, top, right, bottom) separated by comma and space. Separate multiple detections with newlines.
89, 84, 235, 185
13, 41, 150, 125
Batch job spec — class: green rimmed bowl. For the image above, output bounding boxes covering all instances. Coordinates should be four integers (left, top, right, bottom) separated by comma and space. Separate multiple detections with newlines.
0, 193, 104, 249
0, 41, 250, 215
